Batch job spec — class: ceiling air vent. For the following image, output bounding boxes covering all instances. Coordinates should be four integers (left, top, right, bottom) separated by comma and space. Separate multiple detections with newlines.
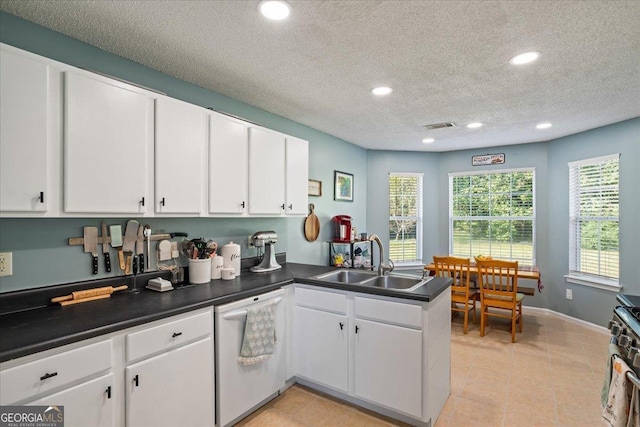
422, 122, 455, 131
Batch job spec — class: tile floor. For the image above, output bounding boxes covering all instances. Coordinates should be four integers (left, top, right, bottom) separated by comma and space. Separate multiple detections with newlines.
236, 309, 610, 427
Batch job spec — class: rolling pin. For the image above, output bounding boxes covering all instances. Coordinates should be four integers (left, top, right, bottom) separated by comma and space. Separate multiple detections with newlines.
59, 294, 112, 306
52, 285, 128, 304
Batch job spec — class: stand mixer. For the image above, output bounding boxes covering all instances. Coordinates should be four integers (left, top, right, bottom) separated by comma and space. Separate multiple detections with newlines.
249, 231, 282, 273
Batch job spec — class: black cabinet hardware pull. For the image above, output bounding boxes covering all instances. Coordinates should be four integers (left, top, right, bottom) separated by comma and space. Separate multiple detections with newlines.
39, 191, 44, 203
106, 386, 112, 399
339, 322, 344, 330
140, 197, 145, 206
281, 203, 285, 210
40, 372, 58, 381
133, 375, 139, 387
241, 201, 245, 208
355, 325, 359, 334
172, 332, 182, 338
160, 197, 166, 206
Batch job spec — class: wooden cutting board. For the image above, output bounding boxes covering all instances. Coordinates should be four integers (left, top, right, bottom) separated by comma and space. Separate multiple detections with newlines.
304, 204, 320, 242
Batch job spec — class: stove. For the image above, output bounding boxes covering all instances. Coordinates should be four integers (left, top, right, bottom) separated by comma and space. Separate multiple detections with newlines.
610, 298, 640, 374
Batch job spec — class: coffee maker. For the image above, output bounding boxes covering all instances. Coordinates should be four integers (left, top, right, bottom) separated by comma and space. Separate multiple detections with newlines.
332, 215, 352, 242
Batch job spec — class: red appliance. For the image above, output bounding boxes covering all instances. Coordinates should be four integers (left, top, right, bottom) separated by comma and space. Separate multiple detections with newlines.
332, 215, 352, 242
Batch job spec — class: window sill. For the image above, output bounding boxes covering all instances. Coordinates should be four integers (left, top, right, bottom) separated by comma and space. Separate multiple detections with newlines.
393, 262, 425, 270
564, 274, 622, 292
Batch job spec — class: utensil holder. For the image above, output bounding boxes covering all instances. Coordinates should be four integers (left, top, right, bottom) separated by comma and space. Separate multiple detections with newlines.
188, 258, 211, 284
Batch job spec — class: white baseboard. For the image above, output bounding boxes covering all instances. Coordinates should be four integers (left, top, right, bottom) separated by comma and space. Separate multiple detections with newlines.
524, 306, 609, 335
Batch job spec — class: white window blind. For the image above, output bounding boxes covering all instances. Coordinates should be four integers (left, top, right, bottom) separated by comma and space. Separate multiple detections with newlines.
449, 169, 536, 265
389, 173, 423, 264
568, 154, 619, 281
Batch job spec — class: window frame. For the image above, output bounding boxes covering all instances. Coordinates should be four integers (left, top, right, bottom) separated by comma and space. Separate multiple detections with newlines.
566, 153, 621, 292
388, 172, 423, 266
448, 167, 537, 266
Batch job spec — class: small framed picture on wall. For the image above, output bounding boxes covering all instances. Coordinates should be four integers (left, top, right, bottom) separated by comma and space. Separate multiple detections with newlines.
334, 171, 353, 202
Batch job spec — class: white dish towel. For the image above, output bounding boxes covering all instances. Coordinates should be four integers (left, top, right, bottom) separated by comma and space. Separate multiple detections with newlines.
238, 302, 276, 366
603, 356, 640, 427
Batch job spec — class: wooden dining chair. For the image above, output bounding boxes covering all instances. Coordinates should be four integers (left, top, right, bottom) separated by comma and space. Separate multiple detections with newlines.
433, 256, 478, 334
475, 258, 523, 343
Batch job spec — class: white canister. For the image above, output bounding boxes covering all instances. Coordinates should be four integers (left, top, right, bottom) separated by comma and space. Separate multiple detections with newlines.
211, 256, 224, 280
220, 241, 241, 277
188, 258, 212, 284
221, 267, 235, 280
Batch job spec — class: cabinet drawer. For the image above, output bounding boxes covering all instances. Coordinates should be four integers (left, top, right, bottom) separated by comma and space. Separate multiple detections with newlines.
354, 297, 422, 329
295, 287, 347, 314
126, 310, 212, 362
0, 340, 112, 404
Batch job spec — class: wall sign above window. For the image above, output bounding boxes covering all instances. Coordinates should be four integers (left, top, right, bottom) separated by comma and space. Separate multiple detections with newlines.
472, 153, 505, 166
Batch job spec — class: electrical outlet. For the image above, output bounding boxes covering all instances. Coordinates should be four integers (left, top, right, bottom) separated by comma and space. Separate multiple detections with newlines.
566, 289, 573, 300
0, 252, 13, 277
247, 235, 255, 248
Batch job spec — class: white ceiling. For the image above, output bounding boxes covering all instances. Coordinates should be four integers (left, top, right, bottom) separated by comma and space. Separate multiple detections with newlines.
2, 0, 639, 152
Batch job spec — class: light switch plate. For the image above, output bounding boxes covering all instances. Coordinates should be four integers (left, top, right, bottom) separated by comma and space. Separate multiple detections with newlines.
0, 252, 12, 277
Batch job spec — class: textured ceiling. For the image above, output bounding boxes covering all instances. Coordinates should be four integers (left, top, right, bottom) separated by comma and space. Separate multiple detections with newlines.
2, 0, 639, 152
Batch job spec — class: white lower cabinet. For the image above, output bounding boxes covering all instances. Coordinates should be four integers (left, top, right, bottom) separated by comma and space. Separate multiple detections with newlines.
0, 307, 214, 427
126, 338, 213, 427
353, 318, 422, 418
293, 284, 451, 425
28, 374, 116, 427
294, 306, 348, 393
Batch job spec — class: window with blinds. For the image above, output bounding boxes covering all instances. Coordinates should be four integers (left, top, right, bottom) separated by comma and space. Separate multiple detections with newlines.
449, 169, 535, 265
389, 173, 423, 264
568, 154, 619, 281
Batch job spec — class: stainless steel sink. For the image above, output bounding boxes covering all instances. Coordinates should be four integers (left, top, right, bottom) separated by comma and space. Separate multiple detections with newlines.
312, 270, 432, 292
360, 275, 429, 291
313, 270, 377, 283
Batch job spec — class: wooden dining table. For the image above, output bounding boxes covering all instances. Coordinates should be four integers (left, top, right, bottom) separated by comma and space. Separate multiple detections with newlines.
423, 263, 541, 296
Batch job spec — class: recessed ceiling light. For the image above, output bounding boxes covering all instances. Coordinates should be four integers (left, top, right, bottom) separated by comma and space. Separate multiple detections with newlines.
371, 86, 393, 96
509, 51, 540, 65
422, 138, 435, 143
466, 122, 483, 129
259, 0, 290, 20
536, 122, 552, 129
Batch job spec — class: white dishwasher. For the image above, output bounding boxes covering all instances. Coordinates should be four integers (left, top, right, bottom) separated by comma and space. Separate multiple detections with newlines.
214, 288, 286, 427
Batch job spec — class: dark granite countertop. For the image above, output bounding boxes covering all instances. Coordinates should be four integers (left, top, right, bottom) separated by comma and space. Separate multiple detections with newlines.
0, 263, 451, 363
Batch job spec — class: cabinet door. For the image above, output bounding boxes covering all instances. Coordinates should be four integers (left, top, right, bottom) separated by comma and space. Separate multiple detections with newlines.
285, 137, 308, 215
209, 112, 248, 214
27, 374, 115, 427
126, 337, 213, 427
353, 319, 422, 418
155, 97, 206, 214
64, 72, 151, 213
294, 306, 348, 393
248, 127, 285, 214
0, 48, 49, 212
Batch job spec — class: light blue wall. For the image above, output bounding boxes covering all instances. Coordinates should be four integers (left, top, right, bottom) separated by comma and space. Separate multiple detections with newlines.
366, 151, 442, 267
368, 118, 639, 326
545, 119, 640, 326
0, 12, 368, 292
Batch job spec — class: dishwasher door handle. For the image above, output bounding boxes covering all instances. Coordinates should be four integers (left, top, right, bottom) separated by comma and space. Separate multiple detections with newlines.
221, 297, 283, 320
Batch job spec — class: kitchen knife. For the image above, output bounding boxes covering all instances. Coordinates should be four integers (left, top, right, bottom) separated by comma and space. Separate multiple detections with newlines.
110, 225, 124, 271
101, 221, 111, 273
134, 223, 144, 274
83, 226, 99, 275
123, 220, 139, 275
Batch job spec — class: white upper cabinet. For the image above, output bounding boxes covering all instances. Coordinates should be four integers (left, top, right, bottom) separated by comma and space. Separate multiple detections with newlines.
155, 97, 206, 214
248, 127, 286, 215
209, 112, 248, 214
285, 136, 309, 215
0, 46, 50, 213
64, 71, 153, 214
